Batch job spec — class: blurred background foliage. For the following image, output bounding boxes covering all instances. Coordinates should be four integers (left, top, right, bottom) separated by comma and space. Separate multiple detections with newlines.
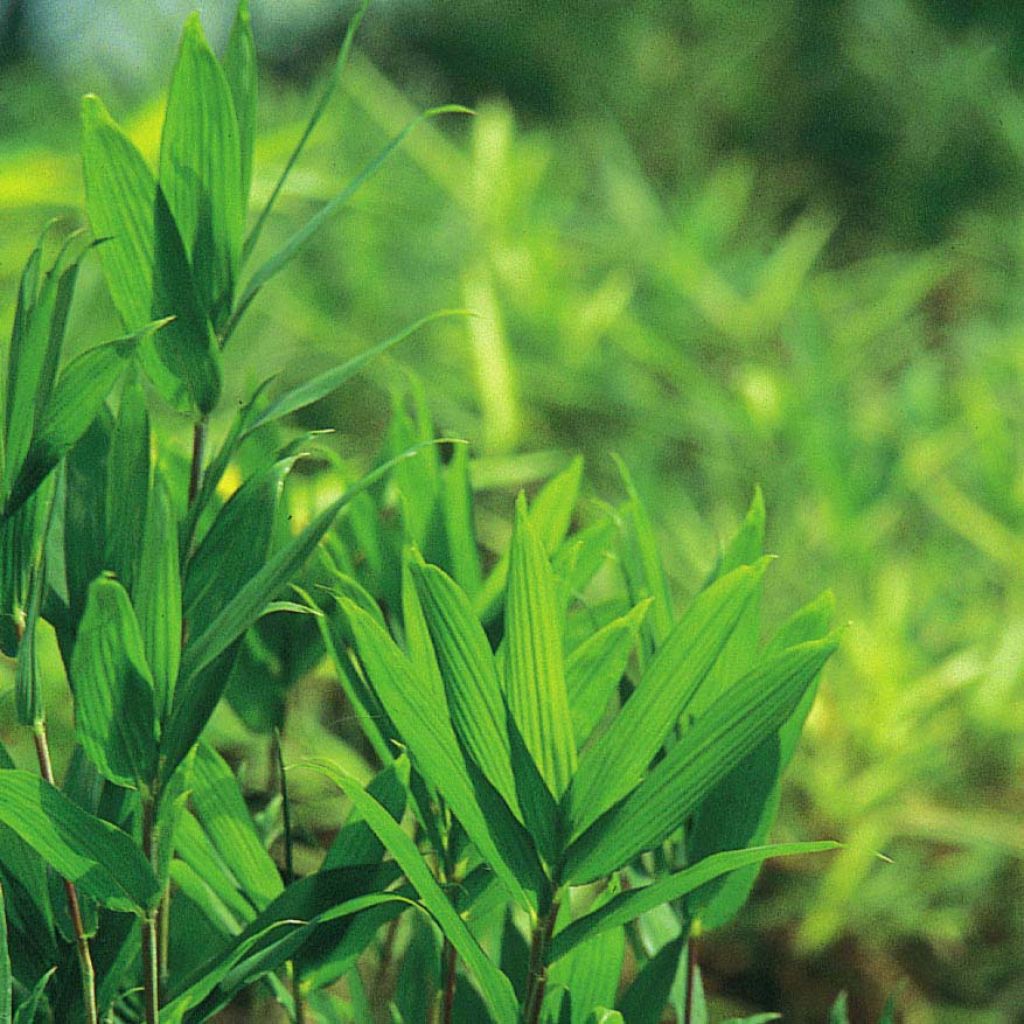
1, 1, 1023, 1021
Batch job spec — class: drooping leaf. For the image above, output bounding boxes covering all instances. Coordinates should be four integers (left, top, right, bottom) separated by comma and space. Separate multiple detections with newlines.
504, 493, 577, 799
305, 760, 520, 1024
0, 770, 159, 914
222, 0, 257, 214
134, 472, 182, 721
159, 11, 243, 330
551, 841, 838, 961
70, 575, 158, 789
564, 636, 840, 883
570, 559, 772, 835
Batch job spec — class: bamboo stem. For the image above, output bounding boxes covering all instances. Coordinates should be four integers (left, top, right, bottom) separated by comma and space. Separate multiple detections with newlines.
141, 796, 160, 1024
32, 721, 99, 1024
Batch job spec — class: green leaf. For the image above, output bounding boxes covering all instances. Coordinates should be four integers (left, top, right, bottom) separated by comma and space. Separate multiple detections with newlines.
104, 370, 150, 594
163, 447, 433, 780
245, 310, 467, 436
71, 575, 158, 789
13, 966, 58, 1024
0, 770, 159, 914
563, 637, 840, 883
222, 0, 257, 213
829, 992, 850, 1024
2, 324, 165, 520
81, 94, 156, 328
569, 559, 772, 836
145, 186, 223, 415
441, 441, 482, 597
551, 841, 838, 962
586, 1012, 624, 1024
342, 598, 544, 909
229, 105, 472, 341
474, 456, 583, 623
408, 556, 519, 816
13, 476, 57, 726
135, 472, 182, 721
564, 599, 650, 748
191, 744, 283, 910
184, 456, 293, 631
505, 493, 577, 799
305, 760, 520, 1024
159, 11, 243, 329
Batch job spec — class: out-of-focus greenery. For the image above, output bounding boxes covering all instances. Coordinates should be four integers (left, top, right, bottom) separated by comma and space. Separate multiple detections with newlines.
1, 2, 1022, 1022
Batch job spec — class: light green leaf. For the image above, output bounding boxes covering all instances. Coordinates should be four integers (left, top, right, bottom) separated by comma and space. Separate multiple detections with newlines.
552, 841, 838, 962
0, 770, 159, 914
159, 11, 243, 330
104, 369, 150, 594
408, 555, 519, 816
563, 636, 840, 883
564, 599, 650, 748
570, 559, 772, 835
81, 94, 156, 328
505, 493, 577, 800
342, 598, 544, 909
135, 473, 181, 721
586, 1012, 624, 1024
222, 0, 257, 213
191, 744, 283, 910
71, 575, 158, 789
474, 455, 583, 623
304, 760, 520, 1024
245, 310, 467, 436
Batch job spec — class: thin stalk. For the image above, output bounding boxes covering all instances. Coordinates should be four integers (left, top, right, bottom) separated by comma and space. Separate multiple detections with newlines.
523, 901, 560, 1024
683, 938, 696, 1024
274, 730, 305, 1024
440, 940, 457, 1024
141, 804, 162, 1023
187, 421, 206, 509
32, 720, 99, 1024
141, 795, 160, 1024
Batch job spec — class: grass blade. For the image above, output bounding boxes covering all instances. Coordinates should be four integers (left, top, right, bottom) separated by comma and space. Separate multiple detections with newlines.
222, 0, 257, 213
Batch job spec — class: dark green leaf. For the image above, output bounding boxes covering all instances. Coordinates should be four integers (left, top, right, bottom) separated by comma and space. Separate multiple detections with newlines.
71, 575, 158, 789
615, 936, 684, 1024
12, 966, 57, 1024
0, 770, 158, 914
